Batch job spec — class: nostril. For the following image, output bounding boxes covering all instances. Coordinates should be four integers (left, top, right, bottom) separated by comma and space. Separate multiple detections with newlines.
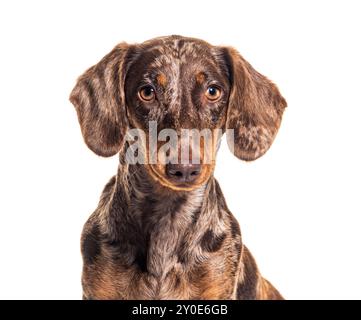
166, 164, 201, 183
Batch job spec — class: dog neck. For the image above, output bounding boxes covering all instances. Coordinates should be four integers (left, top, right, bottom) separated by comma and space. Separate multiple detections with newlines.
102, 162, 225, 278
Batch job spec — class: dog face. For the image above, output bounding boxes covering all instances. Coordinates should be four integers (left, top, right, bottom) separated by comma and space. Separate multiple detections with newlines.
70, 35, 286, 191
124, 37, 230, 190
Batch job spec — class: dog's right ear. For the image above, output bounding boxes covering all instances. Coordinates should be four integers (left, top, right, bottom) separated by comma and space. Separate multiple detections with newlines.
70, 43, 132, 157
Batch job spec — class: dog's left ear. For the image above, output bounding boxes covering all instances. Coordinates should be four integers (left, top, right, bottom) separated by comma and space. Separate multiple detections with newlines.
222, 47, 287, 161
70, 43, 133, 157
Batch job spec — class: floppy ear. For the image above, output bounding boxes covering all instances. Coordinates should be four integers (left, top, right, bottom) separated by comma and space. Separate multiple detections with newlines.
69, 43, 131, 157
223, 47, 287, 161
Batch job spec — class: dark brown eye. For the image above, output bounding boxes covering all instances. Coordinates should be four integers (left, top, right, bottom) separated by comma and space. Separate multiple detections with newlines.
205, 86, 221, 101
138, 86, 155, 102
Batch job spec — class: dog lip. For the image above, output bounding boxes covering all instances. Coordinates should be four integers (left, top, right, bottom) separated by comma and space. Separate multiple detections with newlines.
166, 179, 198, 187
170, 182, 198, 189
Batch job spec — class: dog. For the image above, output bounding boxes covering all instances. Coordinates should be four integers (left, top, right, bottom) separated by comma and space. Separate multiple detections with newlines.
70, 35, 287, 299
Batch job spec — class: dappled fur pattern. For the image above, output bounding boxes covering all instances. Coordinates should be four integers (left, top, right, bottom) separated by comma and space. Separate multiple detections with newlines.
70, 35, 286, 299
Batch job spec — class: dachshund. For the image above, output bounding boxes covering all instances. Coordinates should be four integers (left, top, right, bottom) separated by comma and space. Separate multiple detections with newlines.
70, 35, 287, 299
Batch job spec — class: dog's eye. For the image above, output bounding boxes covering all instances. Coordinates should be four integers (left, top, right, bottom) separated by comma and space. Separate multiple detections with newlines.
138, 86, 156, 102
205, 86, 221, 101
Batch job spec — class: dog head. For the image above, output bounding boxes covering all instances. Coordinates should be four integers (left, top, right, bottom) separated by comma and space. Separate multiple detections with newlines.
70, 35, 286, 191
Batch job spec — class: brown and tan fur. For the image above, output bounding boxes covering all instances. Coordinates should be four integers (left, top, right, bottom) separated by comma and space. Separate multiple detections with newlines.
70, 35, 287, 300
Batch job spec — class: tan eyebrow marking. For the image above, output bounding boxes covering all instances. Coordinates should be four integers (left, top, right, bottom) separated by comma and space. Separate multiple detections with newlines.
156, 73, 167, 87
196, 72, 206, 84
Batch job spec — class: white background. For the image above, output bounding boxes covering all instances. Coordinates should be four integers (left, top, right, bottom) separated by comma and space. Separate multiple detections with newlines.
0, 0, 360, 299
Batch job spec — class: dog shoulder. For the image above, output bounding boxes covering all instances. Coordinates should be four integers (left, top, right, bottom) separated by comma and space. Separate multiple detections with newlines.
236, 246, 284, 300
80, 176, 117, 264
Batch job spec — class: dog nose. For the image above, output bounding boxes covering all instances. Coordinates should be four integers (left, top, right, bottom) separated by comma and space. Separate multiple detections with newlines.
166, 163, 202, 183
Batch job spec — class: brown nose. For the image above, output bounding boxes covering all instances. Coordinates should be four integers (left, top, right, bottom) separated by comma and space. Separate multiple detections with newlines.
166, 163, 201, 183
